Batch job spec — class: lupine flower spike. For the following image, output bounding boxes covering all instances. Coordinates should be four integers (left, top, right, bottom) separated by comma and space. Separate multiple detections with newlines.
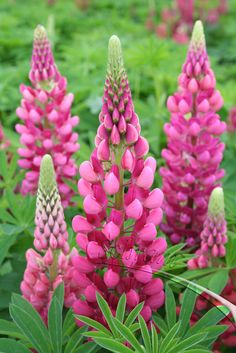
16, 25, 79, 207
72, 35, 167, 325
188, 187, 227, 269
160, 20, 226, 246
21, 155, 79, 322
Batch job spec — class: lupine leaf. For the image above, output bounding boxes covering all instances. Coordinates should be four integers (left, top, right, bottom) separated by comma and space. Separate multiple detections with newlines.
0, 338, 32, 353
185, 348, 212, 353
93, 337, 135, 353
188, 306, 229, 335
199, 325, 228, 347
0, 319, 25, 340
62, 309, 76, 342
153, 313, 168, 335
151, 324, 158, 353
48, 284, 64, 353
116, 294, 126, 322
208, 270, 229, 294
9, 295, 51, 353
113, 318, 144, 353
138, 315, 152, 353
168, 333, 207, 353
124, 302, 144, 327
165, 283, 176, 329
159, 321, 181, 353
74, 342, 98, 353
179, 287, 198, 336
64, 326, 87, 353
83, 331, 111, 339
96, 293, 118, 337
76, 315, 112, 336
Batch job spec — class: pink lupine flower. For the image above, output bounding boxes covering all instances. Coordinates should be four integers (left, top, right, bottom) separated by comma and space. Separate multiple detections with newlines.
155, 1, 228, 44
72, 35, 167, 325
227, 107, 236, 132
160, 21, 226, 246
16, 25, 79, 207
21, 155, 80, 322
188, 187, 227, 269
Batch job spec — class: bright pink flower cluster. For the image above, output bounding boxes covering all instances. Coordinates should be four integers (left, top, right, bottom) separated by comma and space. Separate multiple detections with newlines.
160, 21, 226, 246
21, 155, 79, 322
188, 187, 227, 269
227, 106, 236, 132
154, 0, 227, 44
72, 35, 167, 325
16, 25, 79, 207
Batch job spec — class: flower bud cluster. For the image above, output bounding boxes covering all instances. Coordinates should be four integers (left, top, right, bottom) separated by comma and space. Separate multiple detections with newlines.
21, 155, 78, 321
72, 36, 167, 325
16, 25, 79, 206
160, 21, 226, 246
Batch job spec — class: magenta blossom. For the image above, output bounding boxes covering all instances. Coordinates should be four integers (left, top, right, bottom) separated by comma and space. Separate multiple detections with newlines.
72, 35, 167, 326
227, 106, 236, 132
16, 25, 79, 207
156, 0, 228, 44
188, 187, 227, 269
160, 21, 226, 246
21, 155, 80, 322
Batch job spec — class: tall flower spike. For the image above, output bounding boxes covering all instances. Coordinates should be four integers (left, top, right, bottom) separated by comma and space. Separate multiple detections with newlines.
21, 155, 79, 322
16, 25, 79, 207
160, 20, 226, 246
72, 35, 167, 326
188, 187, 227, 269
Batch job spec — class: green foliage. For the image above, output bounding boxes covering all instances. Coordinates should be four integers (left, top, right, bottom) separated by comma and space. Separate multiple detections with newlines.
0, 283, 97, 353
77, 289, 227, 353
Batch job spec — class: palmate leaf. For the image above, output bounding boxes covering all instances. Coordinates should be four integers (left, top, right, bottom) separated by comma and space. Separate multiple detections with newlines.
188, 305, 229, 335
178, 287, 198, 336
113, 318, 144, 353
92, 337, 134, 353
48, 284, 64, 353
96, 293, 119, 337
76, 315, 112, 336
168, 332, 207, 353
9, 294, 51, 353
165, 283, 176, 329
62, 308, 76, 342
0, 319, 25, 340
199, 325, 228, 348
116, 294, 126, 322
151, 324, 158, 353
64, 326, 88, 353
4, 283, 95, 353
159, 321, 181, 353
0, 338, 32, 353
124, 302, 144, 327
138, 316, 152, 353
